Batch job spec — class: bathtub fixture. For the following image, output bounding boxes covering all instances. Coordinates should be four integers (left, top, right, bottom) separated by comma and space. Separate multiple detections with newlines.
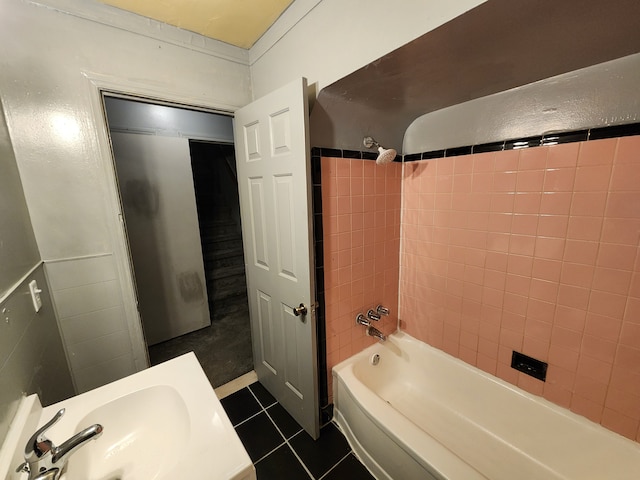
370, 353, 380, 366
366, 309, 381, 321
375, 305, 389, 316
362, 136, 397, 165
355, 313, 370, 326
366, 325, 386, 341
17, 408, 103, 480
333, 331, 640, 480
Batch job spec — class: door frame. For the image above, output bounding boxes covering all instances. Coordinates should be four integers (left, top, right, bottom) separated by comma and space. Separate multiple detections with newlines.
83, 71, 238, 372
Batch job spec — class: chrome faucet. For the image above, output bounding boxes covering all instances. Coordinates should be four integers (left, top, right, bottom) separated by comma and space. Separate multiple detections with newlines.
16, 408, 103, 480
355, 313, 370, 326
366, 325, 387, 342
366, 309, 381, 321
376, 305, 390, 316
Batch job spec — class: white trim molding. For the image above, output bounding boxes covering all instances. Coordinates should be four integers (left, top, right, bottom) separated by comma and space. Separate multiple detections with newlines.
28, 0, 250, 65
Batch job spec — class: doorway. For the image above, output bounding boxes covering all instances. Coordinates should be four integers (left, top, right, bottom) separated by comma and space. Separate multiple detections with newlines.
103, 95, 253, 387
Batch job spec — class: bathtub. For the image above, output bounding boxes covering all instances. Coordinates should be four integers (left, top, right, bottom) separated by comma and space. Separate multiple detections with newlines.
332, 331, 640, 480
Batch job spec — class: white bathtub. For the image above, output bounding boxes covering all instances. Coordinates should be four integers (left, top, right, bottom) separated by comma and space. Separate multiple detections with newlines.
333, 331, 640, 480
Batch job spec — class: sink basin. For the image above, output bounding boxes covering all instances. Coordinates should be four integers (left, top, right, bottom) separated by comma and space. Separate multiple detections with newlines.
0, 353, 255, 480
65, 385, 191, 479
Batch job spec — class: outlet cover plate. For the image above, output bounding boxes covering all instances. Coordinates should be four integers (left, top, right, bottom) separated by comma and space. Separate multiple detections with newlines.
511, 350, 547, 382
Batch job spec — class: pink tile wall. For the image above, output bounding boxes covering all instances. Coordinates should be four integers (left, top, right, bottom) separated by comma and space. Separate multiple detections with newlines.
400, 136, 640, 442
322, 156, 401, 401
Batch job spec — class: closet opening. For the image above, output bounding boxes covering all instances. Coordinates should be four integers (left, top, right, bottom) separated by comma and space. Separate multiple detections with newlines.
103, 95, 253, 387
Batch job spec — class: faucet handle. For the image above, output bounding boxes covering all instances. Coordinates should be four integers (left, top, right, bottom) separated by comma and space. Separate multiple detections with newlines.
24, 409, 64, 462
376, 305, 390, 316
366, 309, 381, 321
355, 313, 370, 326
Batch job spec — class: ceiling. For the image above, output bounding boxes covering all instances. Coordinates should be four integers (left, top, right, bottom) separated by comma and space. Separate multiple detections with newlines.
95, 0, 640, 153
98, 0, 294, 49
310, 0, 640, 152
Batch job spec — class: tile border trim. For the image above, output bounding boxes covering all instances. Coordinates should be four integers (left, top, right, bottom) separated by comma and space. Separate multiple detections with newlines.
311, 147, 402, 163
311, 122, 640, 162
404, 122, 640, 162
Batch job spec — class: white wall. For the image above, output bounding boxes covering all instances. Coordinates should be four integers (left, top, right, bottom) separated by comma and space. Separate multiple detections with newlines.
1, 0, 250, 260
0, 98, 73, 444
403, 53, 640, 154
249, 0, 485, 99
0, 0, 251, 391
0, 98, 39, 298
0, 0, 489, 394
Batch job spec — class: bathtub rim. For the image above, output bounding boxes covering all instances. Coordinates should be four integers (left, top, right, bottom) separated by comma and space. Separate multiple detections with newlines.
332, 330, 640, 480
332, 334, 487, 479
337, 330, 640, 446
333, 406, 394, 480
333, 371, 488, 480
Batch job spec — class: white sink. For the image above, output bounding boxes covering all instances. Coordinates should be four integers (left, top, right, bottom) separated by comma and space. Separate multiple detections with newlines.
65, 385, 191, 479
0, 353, 255, 480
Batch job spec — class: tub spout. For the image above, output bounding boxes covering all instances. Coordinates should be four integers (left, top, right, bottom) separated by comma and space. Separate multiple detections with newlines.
366, 326, 386, 342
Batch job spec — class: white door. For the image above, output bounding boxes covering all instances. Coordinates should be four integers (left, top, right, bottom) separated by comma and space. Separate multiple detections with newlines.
111, 133, 211, 346
234, 78, 319, 439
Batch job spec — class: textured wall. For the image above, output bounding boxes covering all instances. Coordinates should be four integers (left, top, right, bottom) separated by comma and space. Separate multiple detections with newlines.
0, 267, 75, 440
46, 255, 132, 393
0, 98, 73, 446
0, 99, 39, 298
321, 157, 401, 401
400, 136, 640, 441
0, 95, 74, 444
0, 0, 250, 261
0, 0, 251, 389
250, 0, 484, 98
403, 54, 640, 155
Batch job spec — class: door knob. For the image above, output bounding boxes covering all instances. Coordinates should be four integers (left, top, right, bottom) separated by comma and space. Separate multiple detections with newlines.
293, 303, 307, 316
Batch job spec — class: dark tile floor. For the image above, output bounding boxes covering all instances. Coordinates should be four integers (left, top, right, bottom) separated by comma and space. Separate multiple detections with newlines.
220, 382, 375, 480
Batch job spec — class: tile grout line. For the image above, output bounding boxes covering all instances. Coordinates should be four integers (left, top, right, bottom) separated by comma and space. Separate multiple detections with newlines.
232, 408, 265, 428
282, 434, 315, 479
247, 383, 277, 410
251, 440, 288, 465
233, 384, 275, 428
278, 424, 355, 480
246, 385, 314, 478
243, 385, 363, 479
240, 386, 292, 468
317, 451, 353, 480
263, 405, 304, 442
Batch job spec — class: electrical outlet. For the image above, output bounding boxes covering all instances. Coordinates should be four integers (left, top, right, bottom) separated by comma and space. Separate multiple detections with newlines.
28, 280, 42, 313
511, 351, 547, 381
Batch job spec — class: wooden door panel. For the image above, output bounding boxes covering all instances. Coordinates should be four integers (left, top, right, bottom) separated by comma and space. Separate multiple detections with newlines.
247, 177, 270, 270
234, 78, 318, 439
273, 174, 298, 281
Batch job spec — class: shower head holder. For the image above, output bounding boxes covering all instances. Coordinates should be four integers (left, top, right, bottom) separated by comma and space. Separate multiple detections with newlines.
363, 136, 379, 149
363, 136, 397, 165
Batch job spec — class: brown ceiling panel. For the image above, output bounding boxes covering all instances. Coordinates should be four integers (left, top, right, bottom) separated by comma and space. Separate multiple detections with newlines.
310, 0, 640, 152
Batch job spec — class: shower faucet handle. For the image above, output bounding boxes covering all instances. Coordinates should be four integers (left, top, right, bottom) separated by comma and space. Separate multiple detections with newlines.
376, 305, 390, 316
366, 309, 381, 321
355, 313, 370, 327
